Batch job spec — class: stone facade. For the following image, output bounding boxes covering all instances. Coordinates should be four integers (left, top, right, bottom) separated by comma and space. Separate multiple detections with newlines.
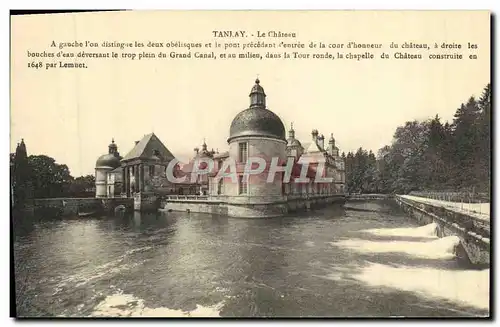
203, 79, 346, 217
163, 194, 346, 218
223, 137, 287, 200
95, 139, 122, 198
93, 78, 347, 216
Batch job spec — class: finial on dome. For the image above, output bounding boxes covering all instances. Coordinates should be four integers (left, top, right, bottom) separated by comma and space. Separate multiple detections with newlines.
111, 138, 115, 144
250, 76, 266, 108
290, 122, 294, 130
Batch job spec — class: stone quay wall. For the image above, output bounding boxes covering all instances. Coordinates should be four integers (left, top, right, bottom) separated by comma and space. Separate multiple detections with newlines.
395, 195, 490, 266
162, 194, 346, 218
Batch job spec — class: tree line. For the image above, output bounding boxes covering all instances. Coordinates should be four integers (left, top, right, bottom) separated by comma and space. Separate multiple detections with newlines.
344, 84, 491, 195
11, 152, 96, 202
11, 84, 491, 202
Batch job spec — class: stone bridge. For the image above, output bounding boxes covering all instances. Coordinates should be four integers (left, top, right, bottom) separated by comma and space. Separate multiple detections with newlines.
32, 197, 134, 218
346, 194, 394, 201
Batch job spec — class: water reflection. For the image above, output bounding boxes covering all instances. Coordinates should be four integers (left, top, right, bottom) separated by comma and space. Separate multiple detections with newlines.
13, 200, 489, 317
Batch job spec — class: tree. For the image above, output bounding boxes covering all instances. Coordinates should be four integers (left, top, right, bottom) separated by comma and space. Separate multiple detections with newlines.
68, 175, 96, 197
451, 97, 481, 188
389, 120, 429, 193
420, 115, 447, 189
11, 140, 32, 207
28, 155, 74, 198
476, 84, 491, 193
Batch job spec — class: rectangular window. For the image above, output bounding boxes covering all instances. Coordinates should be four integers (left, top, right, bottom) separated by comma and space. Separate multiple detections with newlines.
238, 142, 248, 163
149, 165, 155, 177
238, 175, 248, 195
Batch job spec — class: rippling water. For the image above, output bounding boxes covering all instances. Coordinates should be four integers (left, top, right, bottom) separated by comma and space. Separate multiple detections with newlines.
13, 200, 489, 317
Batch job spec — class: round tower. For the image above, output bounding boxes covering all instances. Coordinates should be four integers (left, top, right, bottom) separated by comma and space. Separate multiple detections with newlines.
95, 139, 121, 198
226, 78, 287, 215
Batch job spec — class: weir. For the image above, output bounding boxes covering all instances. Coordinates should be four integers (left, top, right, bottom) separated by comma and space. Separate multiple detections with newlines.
394, 195, 490, 266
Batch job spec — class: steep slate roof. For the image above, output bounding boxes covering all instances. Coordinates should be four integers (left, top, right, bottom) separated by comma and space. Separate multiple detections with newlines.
304, 141, 323, 153
121, 133, 175, 162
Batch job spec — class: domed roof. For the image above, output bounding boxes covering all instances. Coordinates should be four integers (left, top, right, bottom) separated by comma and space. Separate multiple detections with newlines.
228, 107, 286, 142
96, 154, 121, 169
228, 78, 286, 143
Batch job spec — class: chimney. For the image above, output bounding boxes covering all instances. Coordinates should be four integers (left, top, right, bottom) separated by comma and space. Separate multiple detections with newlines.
194, 147, 199, 155
311, 129, 318, 143
318, 134, 325, 150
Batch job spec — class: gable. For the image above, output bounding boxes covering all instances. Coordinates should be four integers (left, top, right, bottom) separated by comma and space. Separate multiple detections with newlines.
305, 141, 323, 153
122, 133, 176, 162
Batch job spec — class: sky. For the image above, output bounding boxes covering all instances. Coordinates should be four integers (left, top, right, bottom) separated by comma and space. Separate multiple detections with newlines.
10, 11, 490, 176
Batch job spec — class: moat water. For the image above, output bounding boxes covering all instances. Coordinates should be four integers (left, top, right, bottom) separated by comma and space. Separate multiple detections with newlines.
13, 200, 489, 317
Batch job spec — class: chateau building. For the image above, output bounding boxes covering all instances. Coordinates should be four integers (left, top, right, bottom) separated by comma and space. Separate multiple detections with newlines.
94, 78, 346, 216
203, 78, 345, 216
175, 140, 217, 195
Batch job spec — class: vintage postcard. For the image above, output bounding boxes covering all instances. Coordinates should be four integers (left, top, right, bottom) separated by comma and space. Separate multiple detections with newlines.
10, 10, 491, 318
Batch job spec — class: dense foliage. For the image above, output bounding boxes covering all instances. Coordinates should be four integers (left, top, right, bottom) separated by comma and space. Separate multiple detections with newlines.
345, 84, 491, 195
10, 153, 96, 202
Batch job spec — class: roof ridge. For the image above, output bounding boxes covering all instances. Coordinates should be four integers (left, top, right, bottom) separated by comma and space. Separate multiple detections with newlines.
121, 133, 176, 162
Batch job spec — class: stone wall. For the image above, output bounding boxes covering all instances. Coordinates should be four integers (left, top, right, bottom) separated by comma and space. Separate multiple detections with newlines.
162, 200, 228, 216
395, 195, 490, 265
133, 192, 159, 212
163, 194, 346, 218
34, 198, 101, 217
101, 197, 134, 213
225, 137, 287, 198
33, 197, 134, 217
